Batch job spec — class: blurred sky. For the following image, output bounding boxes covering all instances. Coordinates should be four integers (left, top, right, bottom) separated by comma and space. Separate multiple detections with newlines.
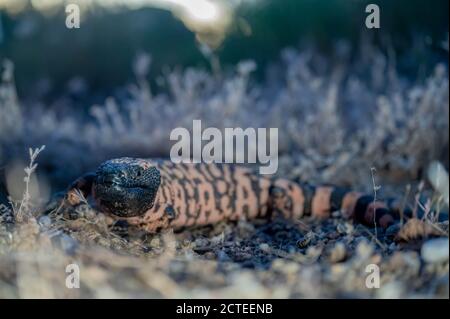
0, 0, 448, 98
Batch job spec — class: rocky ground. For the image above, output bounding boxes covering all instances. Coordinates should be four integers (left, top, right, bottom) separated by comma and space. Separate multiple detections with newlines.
0, 199, 448, 298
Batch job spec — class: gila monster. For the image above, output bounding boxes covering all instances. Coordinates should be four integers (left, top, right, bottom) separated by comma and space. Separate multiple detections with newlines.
50, 157, 411, 233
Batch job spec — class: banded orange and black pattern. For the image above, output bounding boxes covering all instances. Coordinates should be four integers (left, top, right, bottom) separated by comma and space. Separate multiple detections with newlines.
62, 158, 402, 233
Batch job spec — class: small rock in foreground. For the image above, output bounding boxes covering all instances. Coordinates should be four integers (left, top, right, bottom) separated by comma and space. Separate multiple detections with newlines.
421, 238, 449, 264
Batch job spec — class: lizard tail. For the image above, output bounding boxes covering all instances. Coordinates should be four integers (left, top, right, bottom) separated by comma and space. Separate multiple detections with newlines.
268, 179, 415, 229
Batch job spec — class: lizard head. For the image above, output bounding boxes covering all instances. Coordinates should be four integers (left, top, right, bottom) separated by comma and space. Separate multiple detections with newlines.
93, 158, 161, 217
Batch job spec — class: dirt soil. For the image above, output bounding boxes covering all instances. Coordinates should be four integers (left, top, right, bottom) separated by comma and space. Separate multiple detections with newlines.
0, 201, 448, 298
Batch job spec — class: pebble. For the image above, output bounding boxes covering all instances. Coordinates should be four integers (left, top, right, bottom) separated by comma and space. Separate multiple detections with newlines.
337, 222, 353, 235
282, 261, 300, 274
204, 251, 216, 260
306, 246, 322, 258
421, 238, 449, 264
388, 251, 420, 276
376, 281, 404, 299
149, 237, 161, 249
326, 231, 340, 240
259, 243, 270, 252
329, 242, 346, 263
217, 250, 231, 262
59, 233, 79, 255
356, 240, 374, 260
38, 215, 52, 231
287, 245, 297, 253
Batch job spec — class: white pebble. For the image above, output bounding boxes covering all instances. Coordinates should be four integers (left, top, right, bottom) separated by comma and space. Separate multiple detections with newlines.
421, 238, 449, 264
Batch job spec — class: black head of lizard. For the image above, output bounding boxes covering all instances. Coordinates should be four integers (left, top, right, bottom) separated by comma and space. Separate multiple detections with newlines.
93, 158, 160, 217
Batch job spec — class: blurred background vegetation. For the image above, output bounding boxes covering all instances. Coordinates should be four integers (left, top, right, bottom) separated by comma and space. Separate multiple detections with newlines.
0, 0, 448, 102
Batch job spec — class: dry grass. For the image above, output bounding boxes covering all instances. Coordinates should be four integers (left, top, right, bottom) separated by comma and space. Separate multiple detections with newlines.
1, 40, 448, 188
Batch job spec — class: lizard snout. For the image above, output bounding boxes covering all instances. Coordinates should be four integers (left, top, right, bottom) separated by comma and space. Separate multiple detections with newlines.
92, 158, 161, 218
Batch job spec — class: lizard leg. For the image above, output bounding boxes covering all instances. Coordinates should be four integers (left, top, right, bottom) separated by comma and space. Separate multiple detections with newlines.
65, 172, 96, 206
44, 173, 95, 216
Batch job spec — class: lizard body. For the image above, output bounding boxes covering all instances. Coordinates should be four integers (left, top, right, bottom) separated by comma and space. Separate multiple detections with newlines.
60, 158, 400, 233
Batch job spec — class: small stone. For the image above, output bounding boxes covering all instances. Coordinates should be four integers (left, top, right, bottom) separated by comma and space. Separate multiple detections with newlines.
287, 245, 297, 253
337, 222, 353, 235
421, 238, 449, 264
38, 215, 52, 231
356, 240, 374, 260
271, 258, 286, 270
282, 261, 300, 274
329, 242, 347, 263
217, 250, 230, 262
306, 246, 322, 258
326, 231, 340, 240
259, 243, 270, 252
169, 261, 184, 273
376, 281, 404, 299
388, 251, 420, 276
204, 251, 216, 260
149, 237, 161, 248
59, 234, 78, 255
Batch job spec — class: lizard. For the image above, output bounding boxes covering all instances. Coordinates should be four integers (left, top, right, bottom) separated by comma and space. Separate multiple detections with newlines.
47, 157, 411, 233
